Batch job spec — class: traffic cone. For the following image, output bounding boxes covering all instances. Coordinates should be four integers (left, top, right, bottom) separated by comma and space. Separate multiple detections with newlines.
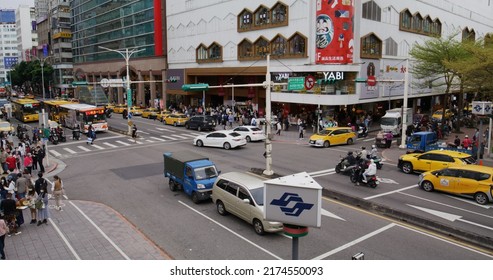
479, 159, 483, 166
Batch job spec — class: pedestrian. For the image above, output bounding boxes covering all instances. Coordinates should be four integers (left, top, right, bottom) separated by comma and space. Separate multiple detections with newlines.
0, 214, 8, 259
24, 153, 33, 174
35, 146, 45, 173
34, 172, 48, 195
0, 177, 7, 200
15, 172, 29, 199
228, 113, 234, 129
384, 131, 393, 148
454, 135, 461, 148
6, 152, 16, 173
462, 135, 472, 149
36, 182, 49, 226
276, 121, 282, 135
26, 187, 37, 224
0, 193, 20, 235
0, 148, 7, 174
298, 120, 305, 140
52, 175, 64, 211
131, 124, 138, 142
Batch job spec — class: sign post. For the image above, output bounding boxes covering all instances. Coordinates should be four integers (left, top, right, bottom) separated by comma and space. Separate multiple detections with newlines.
287, 77, 305, 91
472, 101, 492, 163
264, 172, 322, 260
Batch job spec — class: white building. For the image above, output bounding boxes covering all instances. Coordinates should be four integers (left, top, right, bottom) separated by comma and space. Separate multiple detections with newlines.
0, 9, 17, 84
16, 5, 38, 61
166, 0, 493, 118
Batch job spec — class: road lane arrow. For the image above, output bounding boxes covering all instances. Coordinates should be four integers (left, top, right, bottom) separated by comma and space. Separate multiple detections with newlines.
407, 204, 493, 231
321, 208, 345, 221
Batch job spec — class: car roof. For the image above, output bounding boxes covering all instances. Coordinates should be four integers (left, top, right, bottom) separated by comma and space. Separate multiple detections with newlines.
445, 165, 493, 172
218, 172, 265, 190
324, 127, 352, 130
424, 150, 472, 158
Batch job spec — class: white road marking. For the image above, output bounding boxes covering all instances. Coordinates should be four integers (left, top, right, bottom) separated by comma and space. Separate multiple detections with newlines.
50, 150, 62, 157
155, 127, 173, 131
115, 140, 131, 146
150, 137, 166, 142
161, 135, 177, 140
178, 201, 282, 260
308, 168, 335, 176
138, 131, 150, 134
312, 223, 396, 260
188, 132, 205, 136
312, 172, 336, 178
127, 139, 144, 144
445, 195, 492, 209
145, 140, 155, 143
363, 138, 375, 142
69, 201, 130, 260
103, 142, 118, 148
321, 208, 345, 221
77, 146, 91, 152
180, 134, 197, 138
91, 144, 105, 150
172, 135, 188, 139
63, 148, 77, 154
48, 217, 81, 260
364, 185, 418, 200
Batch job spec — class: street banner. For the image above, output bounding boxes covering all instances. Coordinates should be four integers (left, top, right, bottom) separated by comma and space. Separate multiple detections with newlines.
315, 0, 354, 64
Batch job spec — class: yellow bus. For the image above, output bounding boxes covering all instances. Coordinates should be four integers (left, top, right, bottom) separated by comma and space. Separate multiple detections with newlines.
11, 98, 41, 122
42, 99, 78, 123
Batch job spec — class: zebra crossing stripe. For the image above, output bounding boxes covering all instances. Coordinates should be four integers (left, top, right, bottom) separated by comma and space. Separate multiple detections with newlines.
188, 132, 204, 136
155, 127, 173, 131
50, 150, 62, 157
77, 146, 91, 152
172, 135, 188, 139
63, 148, 77, 154
128, 139, 144, 144
145, 140, 155, 143
139, 131, 150, 134
161, 135, 177, 140
179, 134, 197, 138
150, 137, 166, 142
116, 140, 131, 146
91, 144, 105, 150
103, 142, 118, 148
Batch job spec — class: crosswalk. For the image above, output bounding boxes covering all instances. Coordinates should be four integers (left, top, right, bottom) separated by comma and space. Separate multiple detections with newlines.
48, 130, 205, 158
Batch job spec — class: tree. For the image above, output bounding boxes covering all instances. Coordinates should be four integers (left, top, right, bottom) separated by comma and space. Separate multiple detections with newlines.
410, 34, 470, 133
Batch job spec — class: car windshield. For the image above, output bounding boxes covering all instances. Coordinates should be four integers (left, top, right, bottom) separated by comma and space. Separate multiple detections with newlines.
460, 156, 476, 164
228, 132, 241, 137
194, 166, 218, 180
250, 127, 262, 131
317, 130, 332, 136
249, 187, 264, 206
381, 117, 398, 126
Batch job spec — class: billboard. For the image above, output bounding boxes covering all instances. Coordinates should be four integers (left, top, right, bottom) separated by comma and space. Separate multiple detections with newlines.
315, 0, 354, 64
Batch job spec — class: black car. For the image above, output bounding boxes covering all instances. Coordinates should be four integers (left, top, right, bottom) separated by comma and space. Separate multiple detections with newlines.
185, 115, 215, 131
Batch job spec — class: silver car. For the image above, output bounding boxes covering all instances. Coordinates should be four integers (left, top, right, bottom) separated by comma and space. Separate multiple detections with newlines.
211, 172, 283, 235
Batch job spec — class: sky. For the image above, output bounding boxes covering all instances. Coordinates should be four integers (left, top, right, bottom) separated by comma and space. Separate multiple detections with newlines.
0, 0, 34, 10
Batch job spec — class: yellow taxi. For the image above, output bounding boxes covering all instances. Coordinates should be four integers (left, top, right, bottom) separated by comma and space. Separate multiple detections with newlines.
141, 108, 159, 119
163, 113, 189, 126
431, 109, 454, 122
156, 110, 171, 122
112, 104, 127, 114
398, 150, 475, 174
308, 127, 356, 148
0, 121, 14, 133
129, 106, 143, 116
419, 165, 493, 205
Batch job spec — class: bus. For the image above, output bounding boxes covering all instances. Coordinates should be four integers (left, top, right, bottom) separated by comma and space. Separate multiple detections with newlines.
11, 98, 41, 122
59, 103, 108, 133
42, 99, 78, 123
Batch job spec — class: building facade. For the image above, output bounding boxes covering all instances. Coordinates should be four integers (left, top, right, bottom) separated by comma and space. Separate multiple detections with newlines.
16, 5, 38, 61
0, 9, 17, 85
71, 0, 167, 107
166, 0, 493, 119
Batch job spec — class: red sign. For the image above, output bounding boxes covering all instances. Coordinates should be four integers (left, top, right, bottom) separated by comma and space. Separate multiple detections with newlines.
367, 76, 377, 86
315, 0, 354, 64
305, 75, 315, 90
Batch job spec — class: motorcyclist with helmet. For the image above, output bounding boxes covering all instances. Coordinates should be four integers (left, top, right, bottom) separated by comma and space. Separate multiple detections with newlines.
369, 145, 378, 159
359, 146, 368, 159
362, 159, 377, 183
343, 151, 357, 168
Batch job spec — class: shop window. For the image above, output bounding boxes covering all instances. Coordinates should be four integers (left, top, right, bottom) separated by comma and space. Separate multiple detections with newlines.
462, 28, 475, 42
270, 34, 287, 56
271, 2, 288, 24
362, 1, 381, 22
287, 32, 306, 57
254, 36, 269, 57
238, 9, 253, 30
412, 12, 422, 32
385, 37, 397, 56
399, 9, 412, 30
238, 39, 253, 60
361, 33, 382, 59
254, 5, 270, 26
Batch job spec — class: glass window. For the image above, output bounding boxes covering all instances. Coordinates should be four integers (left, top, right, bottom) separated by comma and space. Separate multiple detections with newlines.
361, 33, 382, 58
423, 16, 432, 33
239, 10, 253, 29
271, 35, 287, 56
238, 187, 250, 201
254, 37, 269, 57
208, 43, 222, 60
255, 6, 270, 26
196, 44, 208, 60
288, 33, 306, 56
271, 3, 287, 24
412, 13, 422, 31
238, 39, 253, 59
362, 1, 381, 22
439, 169, 459, 177
400, 10, 412, 30
225, 182, 239, 196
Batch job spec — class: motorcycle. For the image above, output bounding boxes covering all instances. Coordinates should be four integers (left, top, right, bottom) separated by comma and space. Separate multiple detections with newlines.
370, 156, 383, 170
349, 164, 379, 188
50, 131, 59, 145
73, 129, 81, 140
57, 129, 67, 142
335, 154, 361, 175
357, 125, 368, 138
105, 108, 112, 118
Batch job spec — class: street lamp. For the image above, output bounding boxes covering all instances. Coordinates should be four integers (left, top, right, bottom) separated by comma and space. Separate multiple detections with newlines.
98, 46, 145, 135
30, 55, 52, 100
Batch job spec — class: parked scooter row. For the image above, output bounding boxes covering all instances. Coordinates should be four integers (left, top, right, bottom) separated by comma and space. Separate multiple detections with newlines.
49, 127, 67, 145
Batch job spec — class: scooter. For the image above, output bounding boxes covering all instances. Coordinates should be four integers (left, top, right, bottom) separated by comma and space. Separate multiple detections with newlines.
50, 131, 59, 145
335, 154, 361, 175
357, 125, 368, 138
370, 156, 383, 170
349, 165, 379, 188
73, 129, 81, 140
58, 129, 67, 142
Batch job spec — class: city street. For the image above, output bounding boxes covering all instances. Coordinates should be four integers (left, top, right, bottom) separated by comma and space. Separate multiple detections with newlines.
22, 115, 492, 260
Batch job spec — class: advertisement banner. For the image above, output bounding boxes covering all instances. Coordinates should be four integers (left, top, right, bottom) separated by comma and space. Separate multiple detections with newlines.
315, 0, 354, 64
166, 69, 184, 90
360, 59, 380, 99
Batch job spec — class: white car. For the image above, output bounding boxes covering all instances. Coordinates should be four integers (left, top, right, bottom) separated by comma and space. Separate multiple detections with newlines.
193, 130, 247, 150
232, 126, 266, 142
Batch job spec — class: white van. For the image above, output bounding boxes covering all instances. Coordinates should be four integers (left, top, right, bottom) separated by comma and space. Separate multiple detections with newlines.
211, 172, 283, 235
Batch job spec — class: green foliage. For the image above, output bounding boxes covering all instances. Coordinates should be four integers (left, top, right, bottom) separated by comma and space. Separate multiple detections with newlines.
9, 60, 54, 94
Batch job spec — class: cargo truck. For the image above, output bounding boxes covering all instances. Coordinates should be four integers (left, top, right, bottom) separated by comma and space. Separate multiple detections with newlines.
163, 151, 220, 203
380, 108, 413, 136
